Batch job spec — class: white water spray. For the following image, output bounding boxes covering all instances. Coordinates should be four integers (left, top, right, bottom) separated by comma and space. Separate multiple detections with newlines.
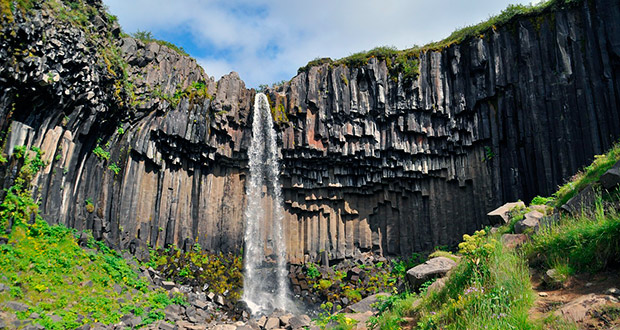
242, 93, 291, 315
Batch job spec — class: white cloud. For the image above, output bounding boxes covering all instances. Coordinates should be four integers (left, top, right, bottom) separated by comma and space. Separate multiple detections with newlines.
104, 0, 532, 87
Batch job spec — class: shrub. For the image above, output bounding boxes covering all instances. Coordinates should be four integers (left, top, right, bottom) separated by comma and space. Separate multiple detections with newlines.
93, 145, 110, 162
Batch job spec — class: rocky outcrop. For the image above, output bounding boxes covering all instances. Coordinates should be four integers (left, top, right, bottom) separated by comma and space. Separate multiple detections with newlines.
1, 0, 619, 263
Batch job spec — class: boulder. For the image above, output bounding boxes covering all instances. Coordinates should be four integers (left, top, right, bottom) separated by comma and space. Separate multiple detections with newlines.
288, 315, 311, 329
514, 210, 544, 234
426, 277, 447, 294
161, 281, 176, 290
543, 269, 566, 288
264, 317, 281, 330
555, 294, 618, 322
4, 301, 29, 312
487, 202, 525, 225
501, 234, 527, 249
600, 161, 620, 190
406, 257, 457, 289
561, 184, 596, 215
343, 293, 390, 313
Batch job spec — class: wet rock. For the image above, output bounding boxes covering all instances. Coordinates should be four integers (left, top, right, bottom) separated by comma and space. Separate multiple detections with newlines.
264, 317, 281, 329
406, 257, 457, 289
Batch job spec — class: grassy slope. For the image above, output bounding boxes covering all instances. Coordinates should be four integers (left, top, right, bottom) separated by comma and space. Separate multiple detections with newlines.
369, 142, 620, 329
0, 148, 183, 329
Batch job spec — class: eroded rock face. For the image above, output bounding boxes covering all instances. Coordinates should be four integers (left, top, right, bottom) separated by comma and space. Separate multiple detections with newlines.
1, 0, 619, 262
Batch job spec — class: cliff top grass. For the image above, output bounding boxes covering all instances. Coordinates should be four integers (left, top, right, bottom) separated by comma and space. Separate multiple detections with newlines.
297, 0, 583, 75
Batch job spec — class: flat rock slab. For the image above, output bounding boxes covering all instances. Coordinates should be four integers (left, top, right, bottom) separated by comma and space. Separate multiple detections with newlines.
501, 234, 527, 249
487, 201, 525, 225
341, 311, 373, 330
343, 293, 390, 313
406, 257, 457, 289
555, 294, 618, 322
515, 210, 544, 234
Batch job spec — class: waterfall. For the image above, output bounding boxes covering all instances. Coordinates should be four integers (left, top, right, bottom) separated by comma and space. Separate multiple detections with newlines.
242, 93, 291, 315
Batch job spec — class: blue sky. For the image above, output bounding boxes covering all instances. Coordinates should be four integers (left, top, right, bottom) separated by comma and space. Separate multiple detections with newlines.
104, 0, 536, 88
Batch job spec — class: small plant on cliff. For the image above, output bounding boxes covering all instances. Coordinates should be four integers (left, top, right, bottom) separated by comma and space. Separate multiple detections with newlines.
85, 198, 94, 213
306, 262, 321, 279
93, 145, 110, 162
108, 163, 121, 175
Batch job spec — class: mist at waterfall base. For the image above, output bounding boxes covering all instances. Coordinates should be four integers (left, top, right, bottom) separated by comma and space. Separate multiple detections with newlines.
242, 93, 299, 316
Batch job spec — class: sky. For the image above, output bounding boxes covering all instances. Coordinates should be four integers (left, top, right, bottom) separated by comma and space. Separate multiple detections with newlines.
103, 0, 536, 88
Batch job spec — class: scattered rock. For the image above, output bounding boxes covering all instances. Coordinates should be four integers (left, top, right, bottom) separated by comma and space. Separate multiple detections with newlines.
288, 315, 311, 329
561, 184, 597, 215
161, 281, 176, 290
157, 321, 175, 330
543, 269, 566, 288
406, 257, 456, 290
5, 301, 29, 312
600, 161, 620, 190
344, 293, 390, 313
501, 234, 527, 249
213, 325, 236, 330
264, 317, 281, 329
515, 210, 544, 234
487, 202, 525, 225
555, 294, 618, 322
606, 288, 620, 298
538, 292, 548, 297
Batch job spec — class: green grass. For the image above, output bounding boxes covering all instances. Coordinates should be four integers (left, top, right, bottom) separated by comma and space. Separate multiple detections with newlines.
523, 198, 620, 274
132, 30, 189, 57
554, 142, 620, 207
298, 0, 583, 75
416, 234, 535, 330
0, 148, 177, 329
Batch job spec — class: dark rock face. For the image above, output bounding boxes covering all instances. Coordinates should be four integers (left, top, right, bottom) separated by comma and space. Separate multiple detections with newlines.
1, 0, 619, 262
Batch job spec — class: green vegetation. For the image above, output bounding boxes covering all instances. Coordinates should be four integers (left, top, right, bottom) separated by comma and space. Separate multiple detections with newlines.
107, 163, 121, 175
151, 81, 213, 109
553, 143, 620, 207
524, 197, 620, 274
271, 103, 289, 123
298, 0, 583, 81
148, 247, 243, 302
367, 142, 620, 329
0, 147, 179, 329
132, 30, 189, 57
92, 145, 110, 162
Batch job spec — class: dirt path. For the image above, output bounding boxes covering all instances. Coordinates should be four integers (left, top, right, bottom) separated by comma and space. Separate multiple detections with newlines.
530, 269, 620, 329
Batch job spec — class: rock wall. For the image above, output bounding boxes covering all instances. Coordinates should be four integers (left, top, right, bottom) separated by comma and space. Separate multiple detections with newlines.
0, 0, 619, 263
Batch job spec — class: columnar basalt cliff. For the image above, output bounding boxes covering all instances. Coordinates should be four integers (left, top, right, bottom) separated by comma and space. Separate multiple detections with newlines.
0, 0, 618, 263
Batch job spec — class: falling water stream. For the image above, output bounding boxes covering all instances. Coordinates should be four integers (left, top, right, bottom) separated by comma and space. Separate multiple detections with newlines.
242, 93, 291, 315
